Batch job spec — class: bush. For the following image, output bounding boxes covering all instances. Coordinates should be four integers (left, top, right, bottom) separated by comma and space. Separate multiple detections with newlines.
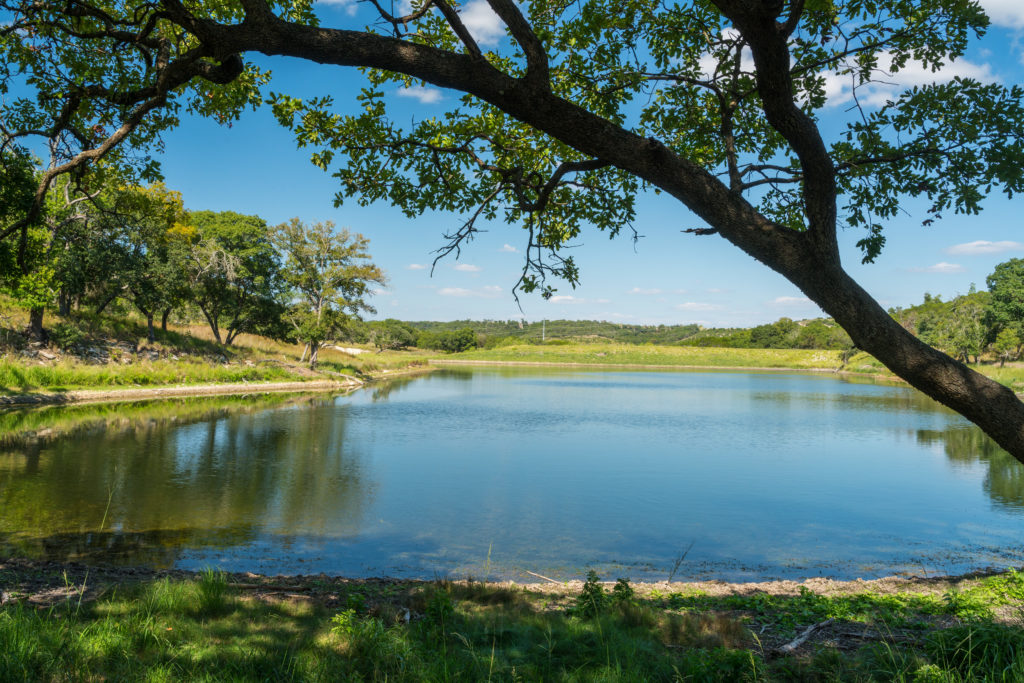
49, 321, 87, 351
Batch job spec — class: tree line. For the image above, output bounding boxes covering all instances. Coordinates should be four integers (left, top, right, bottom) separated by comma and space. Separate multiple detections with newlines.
0, 165, 384, 368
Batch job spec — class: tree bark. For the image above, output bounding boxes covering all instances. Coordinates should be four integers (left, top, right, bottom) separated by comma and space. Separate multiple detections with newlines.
161, 307, 172, 331
27, 307, 44, 342
57, 289, 71, 316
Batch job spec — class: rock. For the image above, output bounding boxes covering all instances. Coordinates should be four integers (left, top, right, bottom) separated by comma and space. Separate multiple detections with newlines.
38, 350, 57, 360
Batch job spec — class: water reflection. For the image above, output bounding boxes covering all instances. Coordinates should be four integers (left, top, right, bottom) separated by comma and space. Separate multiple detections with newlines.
1, 371, 1022, 579
0, 394, 372, 566
918, 425, 1024, 511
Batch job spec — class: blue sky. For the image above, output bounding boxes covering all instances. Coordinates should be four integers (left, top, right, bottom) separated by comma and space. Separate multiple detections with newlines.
151, 0, 1024, 327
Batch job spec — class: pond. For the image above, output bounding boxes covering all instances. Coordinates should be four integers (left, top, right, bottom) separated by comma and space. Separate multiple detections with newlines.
1, 368, 1022, 582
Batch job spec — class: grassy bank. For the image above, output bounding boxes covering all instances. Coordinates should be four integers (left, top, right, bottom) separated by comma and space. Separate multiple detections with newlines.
444, 343, 1024, 392
0, 312, 434, 393
446, 343, 873, 371
1, 563, 1022, 681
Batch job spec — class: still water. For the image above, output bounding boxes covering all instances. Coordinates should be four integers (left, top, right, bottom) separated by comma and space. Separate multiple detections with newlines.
1, 368, 1022, 581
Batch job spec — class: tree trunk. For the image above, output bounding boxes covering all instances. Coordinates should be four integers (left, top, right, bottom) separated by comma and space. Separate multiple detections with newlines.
28, 307, 44, 341
199, 306, 222, 344
57, 289, 71, 316
161, 307, 172, 331
783, 257, 1024, 462
309, 343, 319, 369
146, 313, 155, 344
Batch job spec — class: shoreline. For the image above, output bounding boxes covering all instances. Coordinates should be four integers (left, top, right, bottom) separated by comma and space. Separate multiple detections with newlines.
0, 379, 358, 407
1, 556, 1016, 603
0, 363, 436, 407
431, 357, 905, 383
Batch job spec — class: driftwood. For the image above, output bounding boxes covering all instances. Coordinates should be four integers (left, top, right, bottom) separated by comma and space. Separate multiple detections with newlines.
523, 570, 561, 584
772, 618, 835, 656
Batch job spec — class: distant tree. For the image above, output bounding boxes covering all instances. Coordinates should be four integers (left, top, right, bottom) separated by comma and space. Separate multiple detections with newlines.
272, 219, 386, 368
986, 259, 1024, 354
367, 319, 418, 352
187, 211, 285, 345
993, 329, 1020, 369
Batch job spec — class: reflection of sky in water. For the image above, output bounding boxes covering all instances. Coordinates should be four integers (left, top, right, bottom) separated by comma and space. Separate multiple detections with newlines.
2, 369, 1023, 581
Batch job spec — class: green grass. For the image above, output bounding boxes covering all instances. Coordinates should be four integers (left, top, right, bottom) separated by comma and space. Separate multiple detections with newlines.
1, 569, 1023, 682
446, 343, 875, 372
0, 357, 306, 392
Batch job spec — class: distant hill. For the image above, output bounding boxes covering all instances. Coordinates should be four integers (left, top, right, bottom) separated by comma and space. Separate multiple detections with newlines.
404, 319, 702, 344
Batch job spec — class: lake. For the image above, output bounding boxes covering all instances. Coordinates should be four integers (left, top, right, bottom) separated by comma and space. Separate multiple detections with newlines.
1, 368, 1022, 582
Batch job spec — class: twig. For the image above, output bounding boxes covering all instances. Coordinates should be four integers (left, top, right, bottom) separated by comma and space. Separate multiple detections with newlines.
523, 570, 561, 584
773, 618, 835, 656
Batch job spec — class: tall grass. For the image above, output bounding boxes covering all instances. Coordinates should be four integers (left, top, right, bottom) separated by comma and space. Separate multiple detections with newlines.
0, 357, 303, 392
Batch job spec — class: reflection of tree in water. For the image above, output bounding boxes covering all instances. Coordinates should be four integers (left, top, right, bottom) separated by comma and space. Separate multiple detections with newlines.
0, 395, 373, 565
370, 376, 419, 402
753, 388, 943, 413
917, 425, 1024, 511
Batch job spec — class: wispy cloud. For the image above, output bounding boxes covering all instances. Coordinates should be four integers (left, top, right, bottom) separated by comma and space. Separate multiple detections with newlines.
675, 302, 721, 311
772, 296, 812, 305
979, 0, 1024, 29
628, 287, 663, 295
454, 263, 481, 272
910, 262, 966, 274
500, 244, 518, 253
822, 52, 997, 108
396, 86, 444, 104
438, 285, 501, 298
549, 295, 581, 304
946, 240, 1024, 256
407, 263, 428, 270
316, 0, 358, 16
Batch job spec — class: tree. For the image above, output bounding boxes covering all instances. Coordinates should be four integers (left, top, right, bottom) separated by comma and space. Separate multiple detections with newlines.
272, 219, 386, 368
992, 329, 1019, 369
113, 184, 194, 343
186, 211, 286, 345
4, 1, 1024, 460
367, 319, 419, 352
986, 259, 1024, 355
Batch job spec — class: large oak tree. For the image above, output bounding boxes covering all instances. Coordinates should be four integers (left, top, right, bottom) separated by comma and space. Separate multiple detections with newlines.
3, 0, 1024, 458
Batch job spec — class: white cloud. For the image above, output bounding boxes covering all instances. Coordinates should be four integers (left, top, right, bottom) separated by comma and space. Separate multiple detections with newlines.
772, 296, 812, 305
317, 0, 358, 16
628, 287, 663, 295
371, 288, 392, 296
979, 0, 1024, 29
548, 295, 581, 304
946, 240, 1024, 255
910, 262, 966, 274
396, 86, 443, 104
460, 0, 506, 45
500, 244, 518, 253
675, 302, 721, 311
407, 263, 429, 270
438, 285, 501, 298
823, 52, 997, 108
595, 298, 611, 304
454, 263, 481, 272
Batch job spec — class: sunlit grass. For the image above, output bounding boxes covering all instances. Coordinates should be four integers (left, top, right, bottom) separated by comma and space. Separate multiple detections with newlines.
2, 570, 1023, 682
